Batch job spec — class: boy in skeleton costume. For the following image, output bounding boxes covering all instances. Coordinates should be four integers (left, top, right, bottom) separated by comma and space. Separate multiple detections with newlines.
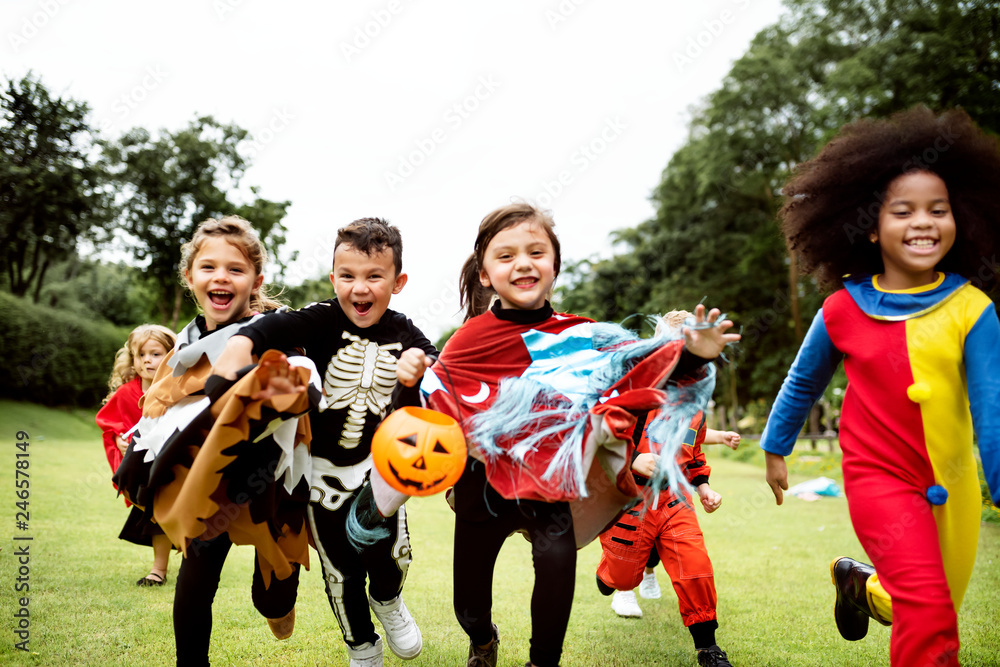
215, 218, 435, 667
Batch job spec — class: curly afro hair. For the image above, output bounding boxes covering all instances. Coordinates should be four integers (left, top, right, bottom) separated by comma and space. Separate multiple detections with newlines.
780, 107, 1000, 291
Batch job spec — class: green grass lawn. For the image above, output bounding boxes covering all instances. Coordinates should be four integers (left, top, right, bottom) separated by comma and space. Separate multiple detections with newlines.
1, 399, 998, 666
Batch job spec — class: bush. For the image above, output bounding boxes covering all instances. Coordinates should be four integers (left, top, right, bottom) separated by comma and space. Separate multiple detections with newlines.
37, 256, 166, 327
0, 291, 131, 407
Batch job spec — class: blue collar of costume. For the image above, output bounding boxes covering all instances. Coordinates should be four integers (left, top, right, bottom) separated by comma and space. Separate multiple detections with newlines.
844, 272, 969, 321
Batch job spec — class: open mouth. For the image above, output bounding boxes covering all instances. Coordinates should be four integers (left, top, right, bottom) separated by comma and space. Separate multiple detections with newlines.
905, 238, 938, 248
354, 301, 373, 316
512, 277, 538, 288
209, 290, 234, 308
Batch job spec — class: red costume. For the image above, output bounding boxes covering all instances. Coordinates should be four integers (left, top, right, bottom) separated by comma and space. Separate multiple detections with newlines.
95, 376, 144, 505
421, 303, 704, 545
597, 411, 718, 626
417, 301, 714, 667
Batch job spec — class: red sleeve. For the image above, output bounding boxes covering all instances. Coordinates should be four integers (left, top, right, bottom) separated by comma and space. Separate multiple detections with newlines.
95, 378, 144, 473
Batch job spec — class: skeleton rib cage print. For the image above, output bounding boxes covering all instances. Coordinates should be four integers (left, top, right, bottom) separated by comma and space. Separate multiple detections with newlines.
321, 331, 403, 449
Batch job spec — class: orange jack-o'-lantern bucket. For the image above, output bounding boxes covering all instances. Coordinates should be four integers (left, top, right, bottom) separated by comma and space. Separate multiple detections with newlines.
371, 406, 467, 496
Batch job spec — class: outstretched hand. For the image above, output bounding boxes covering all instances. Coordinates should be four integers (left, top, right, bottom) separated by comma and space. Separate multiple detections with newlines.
683, 304, 741, 359
704, 428, 741, 449
251, 353, 305, 401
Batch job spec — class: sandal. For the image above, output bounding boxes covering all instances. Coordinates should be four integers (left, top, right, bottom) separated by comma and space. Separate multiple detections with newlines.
136, 572, 166, 587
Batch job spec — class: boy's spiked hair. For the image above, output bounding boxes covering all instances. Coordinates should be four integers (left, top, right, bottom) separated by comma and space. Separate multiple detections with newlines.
334, 218, 403, 276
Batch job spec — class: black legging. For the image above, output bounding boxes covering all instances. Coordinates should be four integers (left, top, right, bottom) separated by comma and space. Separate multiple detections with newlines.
173, 533, 299, 666
452, 460, 576, 667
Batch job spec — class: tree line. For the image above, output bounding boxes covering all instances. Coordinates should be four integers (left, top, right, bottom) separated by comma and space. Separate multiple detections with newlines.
2, 0, 998, 419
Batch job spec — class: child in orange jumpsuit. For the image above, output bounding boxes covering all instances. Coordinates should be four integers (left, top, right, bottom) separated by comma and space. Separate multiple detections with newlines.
596, 403, 734, 667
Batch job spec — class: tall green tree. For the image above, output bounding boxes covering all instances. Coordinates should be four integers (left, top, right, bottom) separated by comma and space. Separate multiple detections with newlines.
102, 117, 291, 329
558, 0, 1000, 422
795, 0, 1000, 128
0, 73, 111, 302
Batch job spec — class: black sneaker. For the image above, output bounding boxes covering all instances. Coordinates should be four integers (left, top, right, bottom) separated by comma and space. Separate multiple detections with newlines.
467, 623, 499, 667
831, 557, 878, 641
697, 645, 733, 666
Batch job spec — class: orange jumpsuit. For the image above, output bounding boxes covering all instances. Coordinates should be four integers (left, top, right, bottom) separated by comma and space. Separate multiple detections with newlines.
596, 412, 717, 626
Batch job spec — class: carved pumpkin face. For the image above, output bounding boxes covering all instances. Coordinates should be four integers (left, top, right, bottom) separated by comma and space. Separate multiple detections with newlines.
371, 406, 467, 496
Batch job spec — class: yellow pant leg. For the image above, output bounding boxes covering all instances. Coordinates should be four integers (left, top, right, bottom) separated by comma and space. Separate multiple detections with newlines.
866, 574, 893, 625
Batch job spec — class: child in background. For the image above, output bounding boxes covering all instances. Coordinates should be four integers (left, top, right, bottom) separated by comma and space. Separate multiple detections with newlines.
598, 312, 737, 667
214, 217, 435, 667
622, 404, 739, 609
98, 324, 177, 475
113, 215, 313, 665
396, 202, 739, 667
96, 323, 177, 586
761, 108, 1000, 667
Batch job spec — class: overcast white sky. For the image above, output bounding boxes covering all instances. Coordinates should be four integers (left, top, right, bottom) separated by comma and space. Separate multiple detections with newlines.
3, 0, 786, 339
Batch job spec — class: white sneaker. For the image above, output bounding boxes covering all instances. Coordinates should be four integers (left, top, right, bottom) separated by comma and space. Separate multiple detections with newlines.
347, 636, 384, 667
369, 594, 423, 659
639, 571, 662, 599
611, 589, 643, 618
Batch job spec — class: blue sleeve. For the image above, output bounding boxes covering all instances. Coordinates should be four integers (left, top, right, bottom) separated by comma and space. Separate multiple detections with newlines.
965, 304, 1000, 504
760, 308, 843, 456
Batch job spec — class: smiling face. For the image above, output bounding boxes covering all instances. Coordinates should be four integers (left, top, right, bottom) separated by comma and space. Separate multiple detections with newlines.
872, 171, 956, 290
133, 338, 169, 384
330, 243, 407, 328
185, 236, 264, 330
479, 219, 557, 311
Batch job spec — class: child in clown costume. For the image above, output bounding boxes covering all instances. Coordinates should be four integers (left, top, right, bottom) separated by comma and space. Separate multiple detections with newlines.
761, 107, 1000, 667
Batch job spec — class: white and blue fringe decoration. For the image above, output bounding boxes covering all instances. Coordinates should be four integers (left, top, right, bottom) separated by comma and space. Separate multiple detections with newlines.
467, 316, 719, 501
345, 482, 390, 550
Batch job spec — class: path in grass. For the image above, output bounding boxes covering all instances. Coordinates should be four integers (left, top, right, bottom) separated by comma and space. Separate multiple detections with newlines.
1, 400, 997, 665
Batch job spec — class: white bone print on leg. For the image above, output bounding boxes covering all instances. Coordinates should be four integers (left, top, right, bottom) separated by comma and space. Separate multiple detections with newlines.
321, 332, 402, 448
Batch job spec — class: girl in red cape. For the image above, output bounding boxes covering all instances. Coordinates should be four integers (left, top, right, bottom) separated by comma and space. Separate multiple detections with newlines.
96, 323, 176, 586
396, 202, 740, 667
